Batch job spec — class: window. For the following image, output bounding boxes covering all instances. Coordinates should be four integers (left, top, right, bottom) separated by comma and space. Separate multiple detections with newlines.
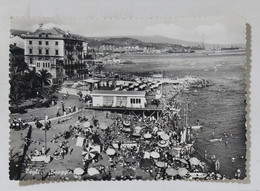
55, 50, 59, 55
38, 49, 42, 55
14, 43, 16, 46
48, 63, 50, 67
45, 41, 49, 45
55, 41, 59, 45
30, 58, 33, 64
131, 98, 141, 104
29, 40, 32, 45
29, 48, 33, 54
46, 49, 49, 55
39, 41, 42, 45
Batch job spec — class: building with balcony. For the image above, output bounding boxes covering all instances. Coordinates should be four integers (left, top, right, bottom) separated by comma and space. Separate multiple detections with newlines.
21, 24, 88, 84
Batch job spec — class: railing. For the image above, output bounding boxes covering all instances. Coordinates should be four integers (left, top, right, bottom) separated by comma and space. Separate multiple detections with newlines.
19, 105, 84, 123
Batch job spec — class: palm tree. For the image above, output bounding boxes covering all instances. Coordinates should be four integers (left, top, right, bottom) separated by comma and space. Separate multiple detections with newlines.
23, 69, 41, 98
9, 91, 24, 109
9, 73, 27, 96
38, 69, 52, 89
25, 70, 40, 88
9, 73, 26, 108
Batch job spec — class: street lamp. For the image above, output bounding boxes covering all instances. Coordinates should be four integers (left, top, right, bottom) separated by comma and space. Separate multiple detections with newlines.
36, 91, 39, 108
44, 113, 48, 155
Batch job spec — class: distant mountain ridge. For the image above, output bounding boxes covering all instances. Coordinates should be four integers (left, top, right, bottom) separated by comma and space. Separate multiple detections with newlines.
10, 28, 245, 49
9, 29, 198, 48
10, 29, 32, 36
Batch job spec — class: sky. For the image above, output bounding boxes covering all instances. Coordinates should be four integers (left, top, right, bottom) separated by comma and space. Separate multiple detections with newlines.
10, 16, 246, 45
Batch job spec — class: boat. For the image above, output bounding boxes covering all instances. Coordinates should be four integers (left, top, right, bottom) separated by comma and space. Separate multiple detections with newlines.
191, 125, 202, 130
215, 159, 220, 171
189, 172, 208, 179
209, 138, 222, 142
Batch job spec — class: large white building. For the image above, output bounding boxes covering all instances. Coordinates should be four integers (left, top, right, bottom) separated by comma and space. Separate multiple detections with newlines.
91, 90, 146, 108
21, 24, 88, 84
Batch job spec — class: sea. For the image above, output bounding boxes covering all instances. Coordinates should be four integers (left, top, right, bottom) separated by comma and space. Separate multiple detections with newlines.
109, 53, 247, 179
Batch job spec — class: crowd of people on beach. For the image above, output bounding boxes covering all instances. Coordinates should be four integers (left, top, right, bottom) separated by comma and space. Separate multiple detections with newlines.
47, 106, 223, 180
19, 96, 229, 181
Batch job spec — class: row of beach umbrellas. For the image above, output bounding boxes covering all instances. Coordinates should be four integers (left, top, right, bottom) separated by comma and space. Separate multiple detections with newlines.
74, 167, 100, 176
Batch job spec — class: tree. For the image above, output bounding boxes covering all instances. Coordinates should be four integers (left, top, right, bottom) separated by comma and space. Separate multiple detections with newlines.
9, 73, 26, 108
38, 69, 52, 89
9, 45, 28, 74
25, 69, 40, 88
9, 73, 27, 96
9, 91, 24, 109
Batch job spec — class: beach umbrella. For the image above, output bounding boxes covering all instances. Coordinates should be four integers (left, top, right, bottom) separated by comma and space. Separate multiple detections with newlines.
99, 122, 108, 130
87, 167, 100, 176
112, 143, 119, 149
143, 133, 152, 139
82, 146, 98, 160
122, 127, 131, 133
83, 121, 90, 128
106, 148, 116, 156
123, 120, 131, 127
178, 168, 189, 177
160, 133, 170, 140
143, 151, 151, 159
74, 167, 84, 175
166, 168, 178, 176
140, 158, 154, 169
158, 140, 169, 148
123, 168, 135, 177
189, 157, 201, 166
155, 161, 166, 168
150, 151, 160, 159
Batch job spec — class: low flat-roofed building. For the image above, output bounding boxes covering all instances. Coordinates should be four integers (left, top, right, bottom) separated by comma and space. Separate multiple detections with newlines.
91, 90, 146, 108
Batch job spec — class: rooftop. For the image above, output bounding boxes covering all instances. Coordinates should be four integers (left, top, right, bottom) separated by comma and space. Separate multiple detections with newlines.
21, 24, 84, 41
91, 90, 146, 96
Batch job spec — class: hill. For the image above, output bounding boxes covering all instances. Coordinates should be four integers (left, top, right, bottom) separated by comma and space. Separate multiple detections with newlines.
10, 29, 32, 36
85, 36, 186, 49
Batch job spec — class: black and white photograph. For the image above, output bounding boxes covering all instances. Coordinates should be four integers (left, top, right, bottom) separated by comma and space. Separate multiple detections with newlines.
9, 16, 247, 181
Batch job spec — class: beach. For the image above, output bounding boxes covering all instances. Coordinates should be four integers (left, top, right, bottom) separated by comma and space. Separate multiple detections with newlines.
106, 53, 247, 179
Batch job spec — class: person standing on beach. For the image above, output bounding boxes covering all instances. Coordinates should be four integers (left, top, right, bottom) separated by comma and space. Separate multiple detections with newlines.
204, 149, 207, 159
42, 146, 45, 155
